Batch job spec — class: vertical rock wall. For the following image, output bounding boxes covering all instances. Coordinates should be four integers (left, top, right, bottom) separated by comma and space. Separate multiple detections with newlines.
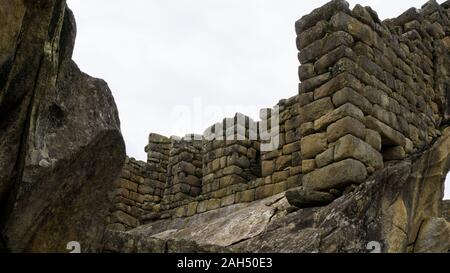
0, 1, 126, 252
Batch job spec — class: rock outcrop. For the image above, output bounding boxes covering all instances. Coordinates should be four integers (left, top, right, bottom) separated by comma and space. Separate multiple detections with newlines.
0, 0, 125, 252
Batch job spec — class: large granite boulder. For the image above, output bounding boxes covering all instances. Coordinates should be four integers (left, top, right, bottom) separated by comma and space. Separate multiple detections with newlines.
0, 0, 125, 252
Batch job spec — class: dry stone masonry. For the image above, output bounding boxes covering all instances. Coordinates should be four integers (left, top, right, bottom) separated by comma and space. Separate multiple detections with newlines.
107, 0, 450, 232
102, 0, 450, 253
1, 0, 448, 253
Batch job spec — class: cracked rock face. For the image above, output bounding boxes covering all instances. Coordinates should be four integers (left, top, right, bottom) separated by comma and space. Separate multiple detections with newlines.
0, 0, 125, 252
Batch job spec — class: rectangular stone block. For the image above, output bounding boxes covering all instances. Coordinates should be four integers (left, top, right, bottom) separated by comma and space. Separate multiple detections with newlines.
330, 12, 378, 49
275, 155, 292, 171
273, 181, 288, 194
314, 72, 363, 100
301, 133, 328, 159
299, 72, 331, 94
314, 45, 355, 74
206, 199, 221, 211
332, 87, 373, 115
283, 141, 301, 155
298, 31, 354, 64
221, 194, 236, 207
314, 103, 364, 131
295, 0, 349, 34
197, 200, 208, 213
287, 175, 302, 189
297, 21, 328, 51
236, 189, 255, 203
315, 147, 334, 168
272, 170, 290, 183
117, 179, 138, 192
364, 129, 382, 151
137, 185, 154, 195
327, 116, 366, 143
129, 192, 145, 204
262, 160, 275, 177
302, 159, 316, 174
334, 134, 383, 170
186, 202, 199, 217
364, 116, 406, 147
298, 97, 334, 124
255, 184, 274, 200
303, 159, 367, 191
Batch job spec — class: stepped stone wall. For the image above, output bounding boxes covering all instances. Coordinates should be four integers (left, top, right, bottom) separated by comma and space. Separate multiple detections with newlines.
295, 0, 450, 195
108, 0, 450, 232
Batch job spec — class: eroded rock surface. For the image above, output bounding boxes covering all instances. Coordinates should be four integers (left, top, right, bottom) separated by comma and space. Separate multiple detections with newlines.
0, 0, 125, 252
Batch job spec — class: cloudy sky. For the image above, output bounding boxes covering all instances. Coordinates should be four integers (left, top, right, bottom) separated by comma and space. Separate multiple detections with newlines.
67, 0, 449, 199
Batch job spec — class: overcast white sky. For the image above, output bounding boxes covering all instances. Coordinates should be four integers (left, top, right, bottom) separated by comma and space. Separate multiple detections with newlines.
68, 0, 449, 199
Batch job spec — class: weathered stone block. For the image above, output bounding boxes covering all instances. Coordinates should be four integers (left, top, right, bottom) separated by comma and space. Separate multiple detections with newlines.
303, 159, 367, 191
117, 179, 138, 192
298, 63, 316, 80
287, 175, 302, 189
275, 155, 292, 171
283, 141, 300, 154
299, 72, 331, 94
272, 170, 290, 183
197, 200, 208, 213
236, 189, 255, 203
364, 129, 382, 151
273, 181, 288, 194
331, 12, 378, 49
221, 194, 236, 207
315, 147, 335, 168
129, 192, 145, 204
299, 122, 315, 136
111, 211, 139, 228
314, 45, 355, 74
298, 92, 314, 107
302, 159, 316, 174
137, 184, 153, 195
301, 133, 328, 159
185, 175, 201, 187
314, 103, 364, 131
299, 97, 334, 125
314, 72, 363, 100
174, 206, 187, 218
206, 199, 221, 211
327, 116, 366, 142
295, 0, 350, 34
299, 31, 353, 64
255, 184, 274, 199
364, 116, 406, 147
186, 202, 198, 217
332, 87, 373, 115
262, 160, 275, 177
334, 134, 383, 170
297, 21, 328, 51
223, 165, 243, 176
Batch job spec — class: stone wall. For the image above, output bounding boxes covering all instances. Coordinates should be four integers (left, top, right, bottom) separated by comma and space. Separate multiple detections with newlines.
294, 0, 450, 197
107, 157, 161, 231
161, 136, 203, 211
109, 0, 450, 226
